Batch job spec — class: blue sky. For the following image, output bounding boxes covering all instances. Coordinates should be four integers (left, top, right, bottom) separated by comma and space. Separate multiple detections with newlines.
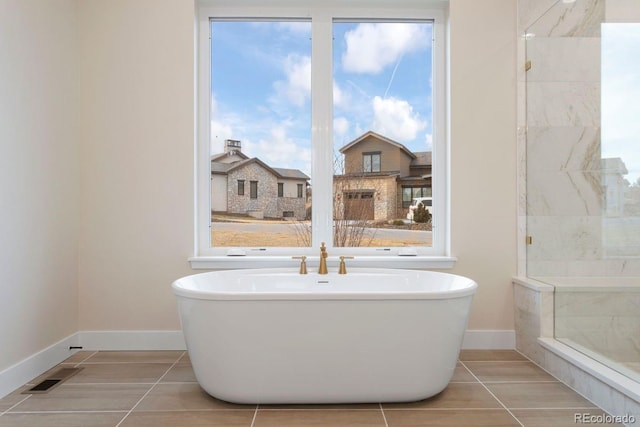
602, 23, 640, 185
210, 20, 433, 176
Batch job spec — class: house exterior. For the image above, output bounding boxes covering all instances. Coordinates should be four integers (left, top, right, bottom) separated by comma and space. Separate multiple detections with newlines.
602, 157, 628, 218
211, 140, 309, 219
335, 131, 432, 221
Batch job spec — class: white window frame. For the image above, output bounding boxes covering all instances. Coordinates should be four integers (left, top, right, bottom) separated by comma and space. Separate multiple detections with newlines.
192, 0, 454, 269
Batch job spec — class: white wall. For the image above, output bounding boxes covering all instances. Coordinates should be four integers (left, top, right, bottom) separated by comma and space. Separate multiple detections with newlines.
449, 0, 517, 331
606, 0, 640, 21
76, 0, 195, 330
0, 0, 79, 372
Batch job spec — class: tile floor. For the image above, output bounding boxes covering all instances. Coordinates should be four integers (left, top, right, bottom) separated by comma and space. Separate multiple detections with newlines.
0, 350, 623, 426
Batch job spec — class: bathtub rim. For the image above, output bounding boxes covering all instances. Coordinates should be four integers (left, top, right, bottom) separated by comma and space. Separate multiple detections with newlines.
172, 267, 477, 301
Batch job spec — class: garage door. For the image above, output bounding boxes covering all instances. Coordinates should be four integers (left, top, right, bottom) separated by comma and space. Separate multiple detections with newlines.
344, 191, 374, 220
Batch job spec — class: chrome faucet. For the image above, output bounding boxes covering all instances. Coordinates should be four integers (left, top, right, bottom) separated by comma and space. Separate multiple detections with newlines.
318, 242, 328, 274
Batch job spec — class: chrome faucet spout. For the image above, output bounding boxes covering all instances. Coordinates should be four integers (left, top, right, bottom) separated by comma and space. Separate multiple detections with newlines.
318, 242, 328, 274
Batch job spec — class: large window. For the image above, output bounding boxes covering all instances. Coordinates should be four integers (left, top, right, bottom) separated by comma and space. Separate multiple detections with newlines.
195, 1, 449, 266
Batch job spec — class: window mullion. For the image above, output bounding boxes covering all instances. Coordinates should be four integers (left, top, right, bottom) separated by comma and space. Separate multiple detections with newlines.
310, 13, 334, 250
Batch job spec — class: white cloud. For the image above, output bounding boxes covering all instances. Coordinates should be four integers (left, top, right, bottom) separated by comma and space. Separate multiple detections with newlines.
273, 54, 311, 107
334, 117, 350, 137
371, 96, 427, 142
425, 134, 433, 151
210, 95, 234, 152
276, 22, 311, 36
342, 23, 430, 74
333, 81, 348, 108
243, 124, 311, 174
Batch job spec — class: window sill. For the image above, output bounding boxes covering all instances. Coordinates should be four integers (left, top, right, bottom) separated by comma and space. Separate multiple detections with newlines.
189, 255, 457, 270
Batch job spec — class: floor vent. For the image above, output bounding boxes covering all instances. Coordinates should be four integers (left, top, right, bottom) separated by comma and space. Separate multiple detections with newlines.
24, 367, 83, 394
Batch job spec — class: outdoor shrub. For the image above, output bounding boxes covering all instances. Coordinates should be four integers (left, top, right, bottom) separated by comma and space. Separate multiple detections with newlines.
413, 203, 432, 223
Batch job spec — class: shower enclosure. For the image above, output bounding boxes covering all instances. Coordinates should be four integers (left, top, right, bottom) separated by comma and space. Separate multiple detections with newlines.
525, 0, 640, 384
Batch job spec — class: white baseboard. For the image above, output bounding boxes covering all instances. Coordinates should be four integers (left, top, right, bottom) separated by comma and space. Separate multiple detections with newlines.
0, 333, 81, 399
79, 330, 514, 351
462, 330, 515, 349
78, 330, 186, 351
78, 330, 516, 350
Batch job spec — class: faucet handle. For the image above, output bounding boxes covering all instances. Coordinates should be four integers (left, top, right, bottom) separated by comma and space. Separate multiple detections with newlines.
292, 256, 308, 275
338, 256, 354, 275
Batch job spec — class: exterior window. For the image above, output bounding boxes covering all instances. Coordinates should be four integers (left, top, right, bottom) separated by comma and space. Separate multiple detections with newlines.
402, 186, 430, 208
196, 2, 448, 262
333, 20, 437, 248
362, 152, 381, 173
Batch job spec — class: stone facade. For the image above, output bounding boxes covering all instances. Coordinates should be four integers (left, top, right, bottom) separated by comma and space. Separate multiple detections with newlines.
226, 162, 306, 220
227, 162, 278, 218
277, 197, 306, 220
333, 175, 397, 221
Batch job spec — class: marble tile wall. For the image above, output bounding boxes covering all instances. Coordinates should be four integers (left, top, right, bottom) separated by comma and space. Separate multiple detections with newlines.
523, 0, 606, 278
513, 279, 554, 365
513, 280, 640, 426
555, 289, 640, 363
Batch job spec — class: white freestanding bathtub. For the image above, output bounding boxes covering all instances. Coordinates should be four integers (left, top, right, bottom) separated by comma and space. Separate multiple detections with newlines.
172, 268, 477, 404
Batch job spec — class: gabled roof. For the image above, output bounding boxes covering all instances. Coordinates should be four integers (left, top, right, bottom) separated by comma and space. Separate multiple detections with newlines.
273, 167, 310, 180
211, 151, 249, 162
411, 151, 432, 167
339, 130, 416, 160
225, 158, 279, 176
213, 157, 309, 181
211, 162, 233, 174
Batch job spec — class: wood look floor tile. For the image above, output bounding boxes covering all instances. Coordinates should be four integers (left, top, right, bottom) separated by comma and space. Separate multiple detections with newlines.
0, 412, 126, 427
119, 410, 255, 426
85, 351, 183, 364
253, 409, 386, 427
485, 382, 597, 409
463, 361, 556, 382
383, 409, 521, 426
0, 388, 31, 412
510, 409, 625, 426
61, 351, 95, 364
382, 383, 501, 409
66, 363, 171, 383
450, 362, 477, 382
134, 383, 255, 411
262, 403, 379, 410
459, 350, 527, 362
9, 384, 150, 412
160, 363, 197, 383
